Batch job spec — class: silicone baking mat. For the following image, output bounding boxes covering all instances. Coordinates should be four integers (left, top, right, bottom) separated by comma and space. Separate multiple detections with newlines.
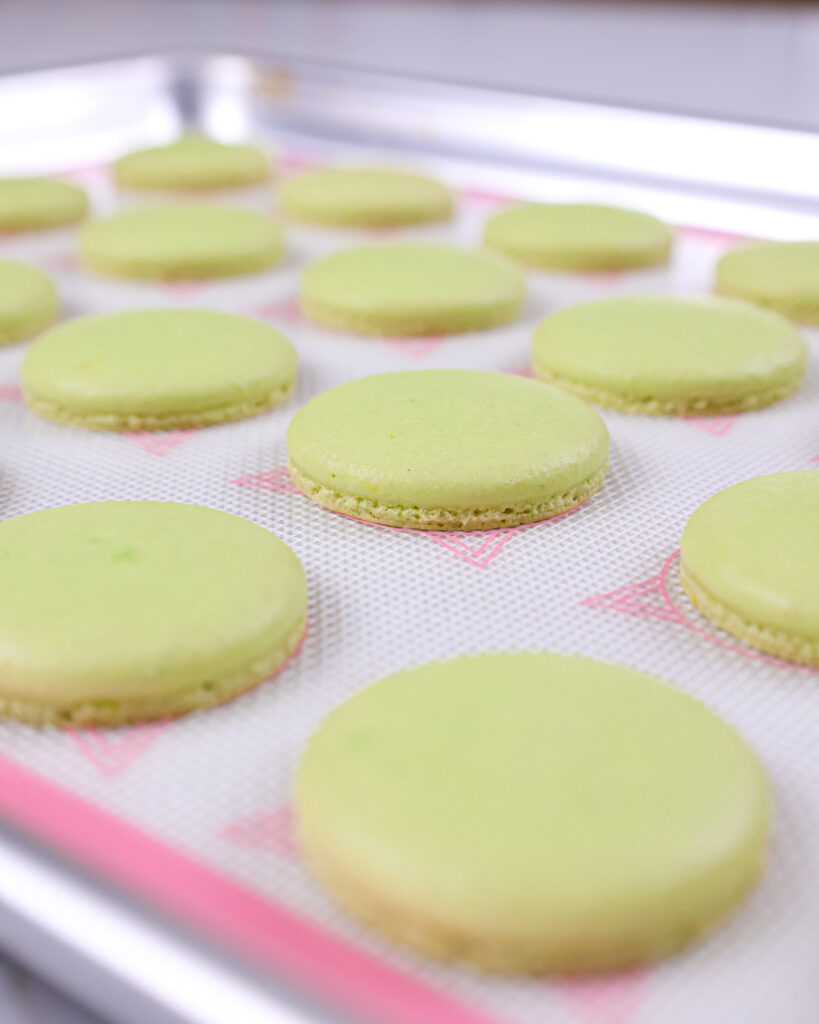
0, 139, 816, 1024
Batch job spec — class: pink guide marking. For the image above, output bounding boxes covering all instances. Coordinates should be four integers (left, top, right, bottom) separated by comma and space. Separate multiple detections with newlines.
0, 382, 23, 402
246, 296, 303, 324
231, 466, 300, 493
383, 335, 445, 359
458, 186, 510, 209
584, 550, 817, 670
125, 430, 197, 456
221, 803, 300, 860
556, 968, 650, 1024
680, 225, 751, 246
68, 720, 169, 778
683, 414, 736, 437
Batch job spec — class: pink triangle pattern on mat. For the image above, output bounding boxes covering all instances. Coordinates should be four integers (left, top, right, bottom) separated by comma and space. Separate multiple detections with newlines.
160, 280, 208, 299
246, 296, 303, 324
68, 721, 169, 778
220, 802, 299, 860
578, 270, 626, 287
279, 151, 317, 171
125, 430, 197, 457
508, 365, 534, 378
459, 186, 510, 209
383, 335, 445, 359
43, 252, 80, 273
365, 227, 400, 241
0, 382, 22, 402
581, 572, 686, 624
556, 968, 650, 1024
231, 466, 299, 493
683, 414, 737, 437
583, 551, 816, 670
680, 225, 750, 246
424, 523, 535, 569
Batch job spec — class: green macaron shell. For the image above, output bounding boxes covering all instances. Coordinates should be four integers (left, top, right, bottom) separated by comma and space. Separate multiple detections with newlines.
532, 296, 806, 415
114, 137, 271, 191
484, 202, 673, 271
0, 502, 307, 726
279, 167, 454, 227
287, 370, 609, 529
0, 178, 88, 232
297, 652, 770, 974
680, 471, 819, 664
22, 309, 297, 430
0, 259, 59, 345
301, 243, 525, 335
79, 206, 284, 280
715, 241, 819, 325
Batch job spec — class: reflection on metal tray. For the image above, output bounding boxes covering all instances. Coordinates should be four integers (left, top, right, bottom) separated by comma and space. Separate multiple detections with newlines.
0, 53, 816, 1024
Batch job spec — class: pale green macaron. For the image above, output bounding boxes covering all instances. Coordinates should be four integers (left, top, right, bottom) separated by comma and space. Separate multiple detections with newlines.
297, 652, 770, 974
301, 243, 525, 335
532, 296, 806, 415
681, 471, 819, 666
287, 370, 609, 530
0, 259, 59, 345
279, 167, 453, 227
22, 309, 297, 431
113, 136, 272, 191
715, 241, 819, 325
0, 178, 88, 232
484, 202, 673, 271
79, 206, 284, 280
0, 502, 307, 727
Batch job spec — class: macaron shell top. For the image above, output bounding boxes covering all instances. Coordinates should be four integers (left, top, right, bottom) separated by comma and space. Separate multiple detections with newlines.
301, 243, 526, 335
531, 295, 807, 415
297, 652, 770, 973
279, 167, 454, 227
22, 309, 298, 430
680, 471, 819, 661
113, 137, 272, 190
287, 370, 609, 528
0, 502, 307, 724
0, 259, 59, 345
483, 202, 673, 271
0, 178, 89, 231
79, 206, 285, 280
715, 241, 819, 325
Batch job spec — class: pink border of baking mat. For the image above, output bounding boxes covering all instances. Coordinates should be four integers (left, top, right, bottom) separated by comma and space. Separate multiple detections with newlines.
0, 753, 504, 1024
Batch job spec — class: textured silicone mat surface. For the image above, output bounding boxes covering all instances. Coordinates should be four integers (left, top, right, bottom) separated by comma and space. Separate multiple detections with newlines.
0, 153, 816, 1024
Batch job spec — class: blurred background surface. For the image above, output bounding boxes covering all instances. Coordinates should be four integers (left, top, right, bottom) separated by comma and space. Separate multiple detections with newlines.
3, 0, 819, 129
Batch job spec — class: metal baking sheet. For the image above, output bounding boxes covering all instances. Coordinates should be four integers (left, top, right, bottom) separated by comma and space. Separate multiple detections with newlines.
0, 53, 817, 1024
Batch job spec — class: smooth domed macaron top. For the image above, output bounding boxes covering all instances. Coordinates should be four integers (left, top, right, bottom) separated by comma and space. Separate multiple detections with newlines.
79, 206, 285, 279
0, 259, 59, 344
681, 470, 819, 642
22, 308, 297, 421
279, 166, 453, 227
301, 243, 525, 334
0, 178, 88, 232
297, 651, 769, 972
113, 136, 272, 190
532, 295, 806, 409
0, 501, 306, 705
715, 241, 819, 322
484, 202, 673, 270
287, 369, 608, 510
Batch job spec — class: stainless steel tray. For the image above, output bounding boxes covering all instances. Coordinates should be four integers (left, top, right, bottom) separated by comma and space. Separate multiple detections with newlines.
0, 53, 817, 1024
